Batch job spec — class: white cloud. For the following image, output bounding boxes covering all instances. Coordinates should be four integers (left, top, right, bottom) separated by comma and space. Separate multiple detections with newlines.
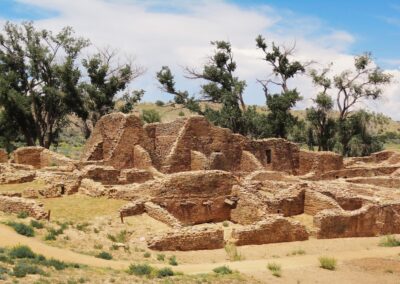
3, 0, 399, 120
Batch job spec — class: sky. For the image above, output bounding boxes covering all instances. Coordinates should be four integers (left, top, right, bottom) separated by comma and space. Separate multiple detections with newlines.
0, 0, 399, 120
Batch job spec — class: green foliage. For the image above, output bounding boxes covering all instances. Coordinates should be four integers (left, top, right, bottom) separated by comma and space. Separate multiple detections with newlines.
17, 211, 29, 219
168, 255, 178, 266
119, 90, 144, 114
141, 109, 161, 123
12, 262, 45, 278
0, 21, 89, 148
128, 263, 153, 276
107, 230, 129, 243
143, 252, 151, 258
96, 251, 112, 260
44, 226, 65, 241
267, 262, 282, 277
156, 254, 165, 261
178, 110, 185, 117
7, 222, 35, 237
155, 100, 165, 107
9, 246, 36, 259
319, 256, 337, 270
30, 220, 44, 229
213, 266, 233, 275
157, 267, 174, 278
379, 235, 400, 247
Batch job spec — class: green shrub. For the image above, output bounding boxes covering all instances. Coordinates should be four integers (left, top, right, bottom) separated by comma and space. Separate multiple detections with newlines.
44, 227, 65, 240
379, 235, 400, 247
267, 262, 281, 277
157, 267, 174, 278
141, 109, 161, 123
13, 262, 45, 278
143, 252, 151, 258
7, 222, 35, 237
17, 211, 29, 219
155, 100, 165, 107
213, 266, 232, 275
76, 222, 90, 231
156, 254, 165, 261
222, 221, 229, 227
43, 258, 68, 270
168, 255, 178, 266
30, 220, 44, 229
128, 264, 153, 276
319, 256, 337, 270
96, 251, 112, 260
107, 230, 129, 243
178, 111, 185, 117
9, 246, 36, 259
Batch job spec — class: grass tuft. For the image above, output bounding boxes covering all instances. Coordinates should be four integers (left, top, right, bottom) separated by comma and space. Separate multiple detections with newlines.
267, 262, 282, 277
319, 256, 337, 270
213, 266, 233, 275
379, 235, 400, 247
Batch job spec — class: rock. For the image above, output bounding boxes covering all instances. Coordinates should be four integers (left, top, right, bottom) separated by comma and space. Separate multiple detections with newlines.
0, 196, 48, 219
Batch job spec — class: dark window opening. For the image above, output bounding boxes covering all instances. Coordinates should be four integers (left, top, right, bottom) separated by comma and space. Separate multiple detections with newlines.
265, 149, 272, 164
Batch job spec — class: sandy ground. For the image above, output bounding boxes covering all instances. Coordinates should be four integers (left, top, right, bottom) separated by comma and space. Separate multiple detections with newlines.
1, 223, 400, 283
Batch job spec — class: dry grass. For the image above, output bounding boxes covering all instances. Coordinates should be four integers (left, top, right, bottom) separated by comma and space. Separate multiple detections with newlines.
39, 194, 127, 222
0, 180, 45, 193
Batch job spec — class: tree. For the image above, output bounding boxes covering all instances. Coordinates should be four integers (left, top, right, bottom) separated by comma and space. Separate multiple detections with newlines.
118, 89, 144, 114
0, 22, 89, 148
80, 48, 144, 137
255, 35, 306, 138
157, 41, 248, 134
310, 53, 392, 155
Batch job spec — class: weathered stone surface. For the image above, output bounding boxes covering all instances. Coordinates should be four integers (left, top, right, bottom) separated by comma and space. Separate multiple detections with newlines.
346, 176, 400, 189
0, 149, 8, 163
0, 196, 48, 219
79, 178, 107, 197
304, 190, 341, 216
81, 165, 120, 185
144, 202, 182, 228
147, 227, 224, 251
231, 216, 309, 246
119, 169, 153, 184
314, 203, 400, 238
0, 164, 36, 184
11, 147, 75, 170
119, 200, 146, 217
319, 166, 400, 180
299, 150, 343, 176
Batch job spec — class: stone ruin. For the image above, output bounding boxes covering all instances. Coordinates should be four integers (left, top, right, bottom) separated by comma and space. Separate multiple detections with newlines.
0, 112, 399, 251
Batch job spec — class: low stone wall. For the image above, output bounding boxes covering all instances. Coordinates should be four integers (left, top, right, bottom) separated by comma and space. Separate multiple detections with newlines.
81, 165, 120, 185
314, 203, 400, 238
231, 216, 309, 246
299, 150, 343, 176
304, 190, 341, 216
144, 202, 182, 228
147, 228, 224, 251
346, 177, 400, 189
0, 196, 48, 219
119, 169, 153, 184
119, 200, 145, 217
320, 166, 400, 180
0, 149, 8, 163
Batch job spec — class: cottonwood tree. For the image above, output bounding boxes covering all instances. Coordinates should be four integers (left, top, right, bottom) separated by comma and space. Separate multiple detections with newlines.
80, 48, 144, 137
310, 53, 392, 155
256, 35, 307, 138
157, 41, 248, 134
0, 22, 89, 148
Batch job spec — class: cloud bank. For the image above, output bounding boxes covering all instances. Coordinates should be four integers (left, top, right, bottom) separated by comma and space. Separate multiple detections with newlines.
3, 0, 400, 120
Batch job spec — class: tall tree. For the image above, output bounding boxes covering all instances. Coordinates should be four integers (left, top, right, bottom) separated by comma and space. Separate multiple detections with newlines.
157, 41, 248, 134
0, 22, 89, 148
255, 35, 306, 138
310, 53, 392, 155
80, 48, 144, 137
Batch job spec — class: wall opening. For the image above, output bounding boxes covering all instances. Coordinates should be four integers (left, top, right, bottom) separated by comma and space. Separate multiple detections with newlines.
265, 149, 272, 164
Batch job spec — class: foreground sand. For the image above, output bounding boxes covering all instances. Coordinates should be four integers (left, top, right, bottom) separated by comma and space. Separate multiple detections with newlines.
1, 223, 399, 283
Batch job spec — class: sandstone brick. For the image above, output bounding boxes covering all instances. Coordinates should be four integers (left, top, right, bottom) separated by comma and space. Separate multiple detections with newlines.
0, 149, 8, 163
0, 196, 48, 219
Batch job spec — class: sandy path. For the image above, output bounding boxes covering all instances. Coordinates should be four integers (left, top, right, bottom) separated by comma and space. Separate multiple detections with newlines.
1, 224, 400, 275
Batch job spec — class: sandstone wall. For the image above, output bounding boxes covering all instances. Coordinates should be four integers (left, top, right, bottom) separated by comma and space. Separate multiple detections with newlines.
346, 176, 400, 189
12, 146, 44, 169
314, 203, 400, 238
147, 227, 224, 251
320, 166, 400, 180
299, 150, 343, 176
0, 196, 48, 219
304, 190, 341, 216
231, 216, 308, 246
0, 149, 8, 163
144, 202, 182, 228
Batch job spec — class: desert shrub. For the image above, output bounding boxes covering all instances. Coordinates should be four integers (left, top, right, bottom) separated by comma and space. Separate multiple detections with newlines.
213, 266, 232, 275
107, 230, 129, 243
75, 222, 90, 232
178, 111, 185, 117
30, 220, 44, 229
141, 109, 161, 123
267, 262, 281, 277
156, 254, 165, 261
143, 252, 151, 258
9, 246, 36, 259
96, 251, 112, 260
12, 262, 45, 278
7, 222, 35, 237
319, 256, 337, 270
45, 226, 65, 240
128, 263, 153, 276
224, 243, 243, 261
157, 267, 174, 278
168, 255, 178, 266
379, 235, 400, 247
222, 221, 229, 227
155, 100, 165, 107
43, 258, 68, 270
289, 249, 306, 256
0, 265, 9, 279
17, 211, 29, 219
94, 244, 103, 250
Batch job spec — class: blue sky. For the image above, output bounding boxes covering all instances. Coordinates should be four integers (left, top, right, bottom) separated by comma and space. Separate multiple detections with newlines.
0, 0, 399, 118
